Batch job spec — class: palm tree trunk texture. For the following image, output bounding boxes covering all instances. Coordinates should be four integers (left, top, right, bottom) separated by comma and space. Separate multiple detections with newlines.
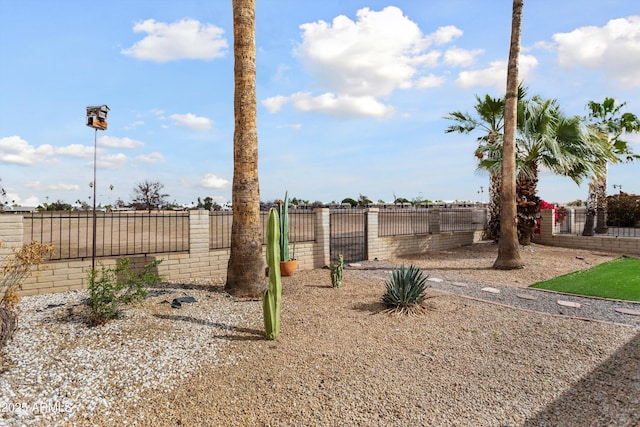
225, 0, 265, 298
488, 172, 502, 241
594, 163, 608, 234
582, 181, 597, 236
0, 307, 18, 348
494, 0, 524, 270
516, 162, 539, 245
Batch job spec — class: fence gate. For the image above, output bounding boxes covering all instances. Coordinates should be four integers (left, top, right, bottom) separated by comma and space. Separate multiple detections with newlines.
330, 210, 367, 263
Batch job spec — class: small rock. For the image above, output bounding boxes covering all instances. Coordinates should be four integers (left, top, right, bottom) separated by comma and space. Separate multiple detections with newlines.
557, 300, 581, 309
515, 293, 538, 301
481, 287, 500, 294
576, 256, 584, 260
348, 263, 362, 267
451, 282, 468, 288
427, 277, 443, 283
614, 308, 640, 316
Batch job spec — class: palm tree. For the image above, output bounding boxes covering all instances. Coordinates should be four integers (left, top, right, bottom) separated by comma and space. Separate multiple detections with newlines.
493, 0, 524, 269
445, 94, 505, 240
478, 96, 611, 244
582, 98, 640, 236
225, 0, 265, 298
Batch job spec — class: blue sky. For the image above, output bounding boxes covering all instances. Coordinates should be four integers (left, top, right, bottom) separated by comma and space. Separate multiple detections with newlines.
1, 1, 639, 208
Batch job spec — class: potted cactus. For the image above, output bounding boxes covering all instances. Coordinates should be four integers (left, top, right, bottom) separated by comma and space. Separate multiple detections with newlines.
278, 191, 297, 276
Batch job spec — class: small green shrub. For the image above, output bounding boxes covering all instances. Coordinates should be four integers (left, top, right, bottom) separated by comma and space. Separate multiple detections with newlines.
87, 258, 162, 324
382, 264, 430, 315
330, 255, 344, 288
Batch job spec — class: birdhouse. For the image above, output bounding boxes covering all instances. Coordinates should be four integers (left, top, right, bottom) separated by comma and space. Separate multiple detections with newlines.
86, 105, 110, 130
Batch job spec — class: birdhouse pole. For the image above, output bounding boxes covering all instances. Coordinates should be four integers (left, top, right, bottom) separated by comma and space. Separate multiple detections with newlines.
86, 105, 110, 271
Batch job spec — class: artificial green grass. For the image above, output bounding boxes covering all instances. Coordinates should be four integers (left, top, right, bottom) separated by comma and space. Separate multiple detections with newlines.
529, 256, 640, 302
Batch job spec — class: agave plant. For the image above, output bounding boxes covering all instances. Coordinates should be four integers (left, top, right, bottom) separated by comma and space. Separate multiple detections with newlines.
382, 264, 430, 315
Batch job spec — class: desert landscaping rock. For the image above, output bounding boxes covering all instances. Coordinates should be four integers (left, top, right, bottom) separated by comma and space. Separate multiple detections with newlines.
1, 243, 638, 426
615, 307, 640, 316
427, 277, 444, 282
557, 300, 582, 309
481, 286, 501, 294
516, 293, 538, 301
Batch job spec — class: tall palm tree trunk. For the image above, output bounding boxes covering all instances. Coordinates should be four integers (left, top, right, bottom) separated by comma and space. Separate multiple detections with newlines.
594, 162, 608, 234
225, 0, 265, 298
494, 0, 524, 270
582, 180, 597, 236
516, 162, 539, 245
488, 172, 502, 240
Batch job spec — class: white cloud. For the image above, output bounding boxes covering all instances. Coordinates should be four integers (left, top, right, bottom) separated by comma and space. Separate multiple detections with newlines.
121, 19, 228, 62
25, 181, 79, 191
135, 152, 165, 164
0, 135, 93, 165
262, 95, 289, 113
296, 6, 458, 98
200, 173, 229, 189
169, 113, 213, 131
98, 136, 144, 149
96, 153, 128, 169
444, 47, 484, 67
426, 25, 463, 45
415, 74, 446, 89
455, 54, 538, 89
290, 92, 394, 118
124, 120, 145, 130
50, 144, 94, 158
553, 16, 640, 88
282, 6, 463, 117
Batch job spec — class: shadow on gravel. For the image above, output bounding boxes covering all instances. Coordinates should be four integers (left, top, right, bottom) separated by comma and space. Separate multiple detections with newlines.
523, 331, 640, 426
153, 314, 264, 341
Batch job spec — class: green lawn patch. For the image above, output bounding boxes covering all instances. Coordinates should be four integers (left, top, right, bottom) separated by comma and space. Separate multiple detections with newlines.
529, 256, 640, 302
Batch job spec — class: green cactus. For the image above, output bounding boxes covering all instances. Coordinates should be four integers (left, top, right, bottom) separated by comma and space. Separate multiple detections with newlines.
278, 191, 290, 262
263, 207, 282, 340
330, 255, 344, 288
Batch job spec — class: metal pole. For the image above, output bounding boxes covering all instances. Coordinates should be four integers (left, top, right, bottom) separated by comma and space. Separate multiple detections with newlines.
92, 128, 97, 270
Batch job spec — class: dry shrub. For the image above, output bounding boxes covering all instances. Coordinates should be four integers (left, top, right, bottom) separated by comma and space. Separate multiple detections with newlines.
0, 240, 54, 348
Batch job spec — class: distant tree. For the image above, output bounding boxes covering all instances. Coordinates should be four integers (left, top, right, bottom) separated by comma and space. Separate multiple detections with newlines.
0, 178, 6, 204
357, 194, 372, 207
131, 180, 169, 212
341, 197, 358, 207
310, 200, 324, 209
45, 200, 73, 211
566, 199, 584, 207
197, 196, 214, 211
75, 199, 91, 211
582, 98, 640, 236
394, 197, 410, 204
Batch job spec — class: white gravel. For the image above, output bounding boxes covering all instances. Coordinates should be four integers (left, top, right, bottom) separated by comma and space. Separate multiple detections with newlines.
0, 279, 246, 426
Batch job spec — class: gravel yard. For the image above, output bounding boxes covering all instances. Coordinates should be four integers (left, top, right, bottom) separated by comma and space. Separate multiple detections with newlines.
1, 242, 639, 426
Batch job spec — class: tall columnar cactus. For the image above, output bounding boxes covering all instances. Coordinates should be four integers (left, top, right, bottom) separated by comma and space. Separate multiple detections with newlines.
263, 207, 282, 340
278, 191, 290, 262
330, 255, 344, 288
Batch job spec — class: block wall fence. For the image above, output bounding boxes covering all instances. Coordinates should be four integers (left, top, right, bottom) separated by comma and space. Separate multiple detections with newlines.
535, 209, 640, 256
2, 208, 486, 296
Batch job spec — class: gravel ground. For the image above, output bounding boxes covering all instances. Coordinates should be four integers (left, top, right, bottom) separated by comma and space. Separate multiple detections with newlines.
1, 242, 639, 426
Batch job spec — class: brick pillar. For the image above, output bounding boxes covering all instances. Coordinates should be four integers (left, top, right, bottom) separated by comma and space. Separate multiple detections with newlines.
189, 210, 210, 256
315, 208, 330, 267
0, 214, 24, 257
429, 208, 440, 234
539, 209, 555, 242
366, 208, 379, 261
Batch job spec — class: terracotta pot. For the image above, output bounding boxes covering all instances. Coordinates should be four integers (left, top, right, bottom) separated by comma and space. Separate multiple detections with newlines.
280, 259, 298, 277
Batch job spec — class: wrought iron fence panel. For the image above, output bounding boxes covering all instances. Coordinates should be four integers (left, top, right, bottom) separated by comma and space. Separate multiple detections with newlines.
23, 211, 189, 260
209, 209, 315, 250
440, 208, 486, 232
378, 209, 429, 236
